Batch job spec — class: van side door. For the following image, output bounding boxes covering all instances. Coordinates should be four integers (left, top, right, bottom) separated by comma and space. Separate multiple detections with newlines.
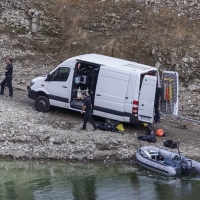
47, 66, 71, 108
93, 66, 129, 121
138, 75, 157, 123
160, 71, 179, 116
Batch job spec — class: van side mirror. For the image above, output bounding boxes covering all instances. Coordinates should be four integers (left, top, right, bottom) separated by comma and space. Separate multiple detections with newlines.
45, 74, 52, 81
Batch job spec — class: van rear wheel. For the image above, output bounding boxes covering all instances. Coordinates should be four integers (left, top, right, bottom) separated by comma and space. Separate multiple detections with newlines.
35, 96, 50, 112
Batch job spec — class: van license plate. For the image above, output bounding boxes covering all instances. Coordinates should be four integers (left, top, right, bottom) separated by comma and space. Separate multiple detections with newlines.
140, 117, 150, 121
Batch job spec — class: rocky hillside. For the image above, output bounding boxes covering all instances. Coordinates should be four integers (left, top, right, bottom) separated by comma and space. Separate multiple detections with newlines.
0, 0, 200, 118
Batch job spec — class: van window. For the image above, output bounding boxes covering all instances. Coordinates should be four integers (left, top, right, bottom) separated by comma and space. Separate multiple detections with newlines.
51, 67, 70, 82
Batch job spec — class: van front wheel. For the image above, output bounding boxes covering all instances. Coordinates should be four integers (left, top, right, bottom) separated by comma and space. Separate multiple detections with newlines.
35, 96, 50, 112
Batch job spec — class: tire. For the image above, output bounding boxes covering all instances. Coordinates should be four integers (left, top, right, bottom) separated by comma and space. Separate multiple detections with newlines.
35, 96, 50, 112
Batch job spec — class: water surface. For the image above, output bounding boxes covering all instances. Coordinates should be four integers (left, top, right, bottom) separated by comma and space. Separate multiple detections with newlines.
0, 160, 200, 200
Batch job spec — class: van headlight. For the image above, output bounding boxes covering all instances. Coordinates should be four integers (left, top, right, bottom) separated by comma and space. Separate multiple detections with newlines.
29, 81, 35, 87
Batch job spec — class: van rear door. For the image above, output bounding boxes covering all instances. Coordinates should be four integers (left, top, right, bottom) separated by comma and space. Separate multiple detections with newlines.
160, 71, 179, 116
138, 75, 157, 123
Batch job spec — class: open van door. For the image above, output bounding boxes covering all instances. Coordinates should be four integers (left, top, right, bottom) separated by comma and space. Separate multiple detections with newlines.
138, 75, 157, 123
160, 71, 179, 116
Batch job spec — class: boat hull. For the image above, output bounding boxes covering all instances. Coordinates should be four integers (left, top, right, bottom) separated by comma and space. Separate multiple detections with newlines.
136, 146, 200, 177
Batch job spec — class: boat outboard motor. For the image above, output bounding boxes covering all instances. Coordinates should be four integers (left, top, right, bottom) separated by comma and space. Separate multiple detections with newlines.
180, 158, 193, 176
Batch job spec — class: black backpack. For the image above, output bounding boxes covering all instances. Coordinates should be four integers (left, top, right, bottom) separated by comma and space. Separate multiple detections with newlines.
97, 122, 116, 132
163, 139, 179, 148
137, 135, 156, 143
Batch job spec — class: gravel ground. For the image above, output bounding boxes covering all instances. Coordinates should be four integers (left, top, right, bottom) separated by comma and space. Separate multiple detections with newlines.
0, 87, 200, 162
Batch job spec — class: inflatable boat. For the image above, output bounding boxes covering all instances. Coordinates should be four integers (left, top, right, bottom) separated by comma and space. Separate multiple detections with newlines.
136, 146, 200, 176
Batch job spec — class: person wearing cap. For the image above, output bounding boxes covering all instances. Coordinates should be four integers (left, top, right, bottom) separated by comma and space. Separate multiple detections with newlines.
0, 58, 13, 97
80, 92, 97, 131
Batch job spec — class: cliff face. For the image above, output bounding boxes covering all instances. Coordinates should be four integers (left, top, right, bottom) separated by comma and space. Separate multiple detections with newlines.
0, 0, 200, 118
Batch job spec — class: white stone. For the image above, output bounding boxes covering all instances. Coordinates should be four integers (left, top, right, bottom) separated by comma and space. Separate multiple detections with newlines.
32, 23, 37, 32
155, 61, 161, 69
49, 137, 55, 142
20, 18, 25, 25
180, 87, 186, 92
188, 83, 200, 91
24, 19, 30, 27
182, 57, 189, 62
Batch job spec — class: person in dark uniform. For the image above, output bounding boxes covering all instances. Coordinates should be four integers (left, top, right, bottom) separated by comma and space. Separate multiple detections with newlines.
80, 92, 97, 131
154, 86, 161, 123
1, 58, 13, 97
76, 63, 81, 76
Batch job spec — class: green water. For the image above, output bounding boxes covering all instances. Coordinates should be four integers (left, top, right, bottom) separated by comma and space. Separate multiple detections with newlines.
0, 160, 200, 200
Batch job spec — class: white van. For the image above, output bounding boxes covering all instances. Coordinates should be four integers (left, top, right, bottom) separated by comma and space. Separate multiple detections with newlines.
27, 54, 179, 124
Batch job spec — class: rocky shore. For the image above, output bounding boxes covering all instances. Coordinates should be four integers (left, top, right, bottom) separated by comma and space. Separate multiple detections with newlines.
0, 89, 200, 162
0, 0, 199, 120
0, 0, 199, 163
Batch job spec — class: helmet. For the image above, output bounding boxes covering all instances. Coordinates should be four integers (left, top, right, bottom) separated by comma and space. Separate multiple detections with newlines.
156, 129, 165, 137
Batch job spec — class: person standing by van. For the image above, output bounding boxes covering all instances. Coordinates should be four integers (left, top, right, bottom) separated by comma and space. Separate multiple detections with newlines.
154, 86, 161, 123
80, 92, 97, 131
0, 58, 13, 98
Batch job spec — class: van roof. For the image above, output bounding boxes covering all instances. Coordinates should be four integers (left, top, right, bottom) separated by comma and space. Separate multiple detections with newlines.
64, 53, 157, 72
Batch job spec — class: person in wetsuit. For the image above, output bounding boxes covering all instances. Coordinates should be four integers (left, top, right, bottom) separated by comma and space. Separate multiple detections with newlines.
80, 92, 97, 131
1, 58, 13, 97
154, 86, 161, 123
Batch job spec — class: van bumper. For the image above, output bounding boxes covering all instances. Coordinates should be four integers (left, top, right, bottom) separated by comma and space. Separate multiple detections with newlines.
27, 86, 37, 100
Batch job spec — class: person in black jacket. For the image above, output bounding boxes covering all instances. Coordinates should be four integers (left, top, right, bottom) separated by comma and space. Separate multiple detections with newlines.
154, 86, 161, 123
0, 58, 13, 97
80, 92, 97, 131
